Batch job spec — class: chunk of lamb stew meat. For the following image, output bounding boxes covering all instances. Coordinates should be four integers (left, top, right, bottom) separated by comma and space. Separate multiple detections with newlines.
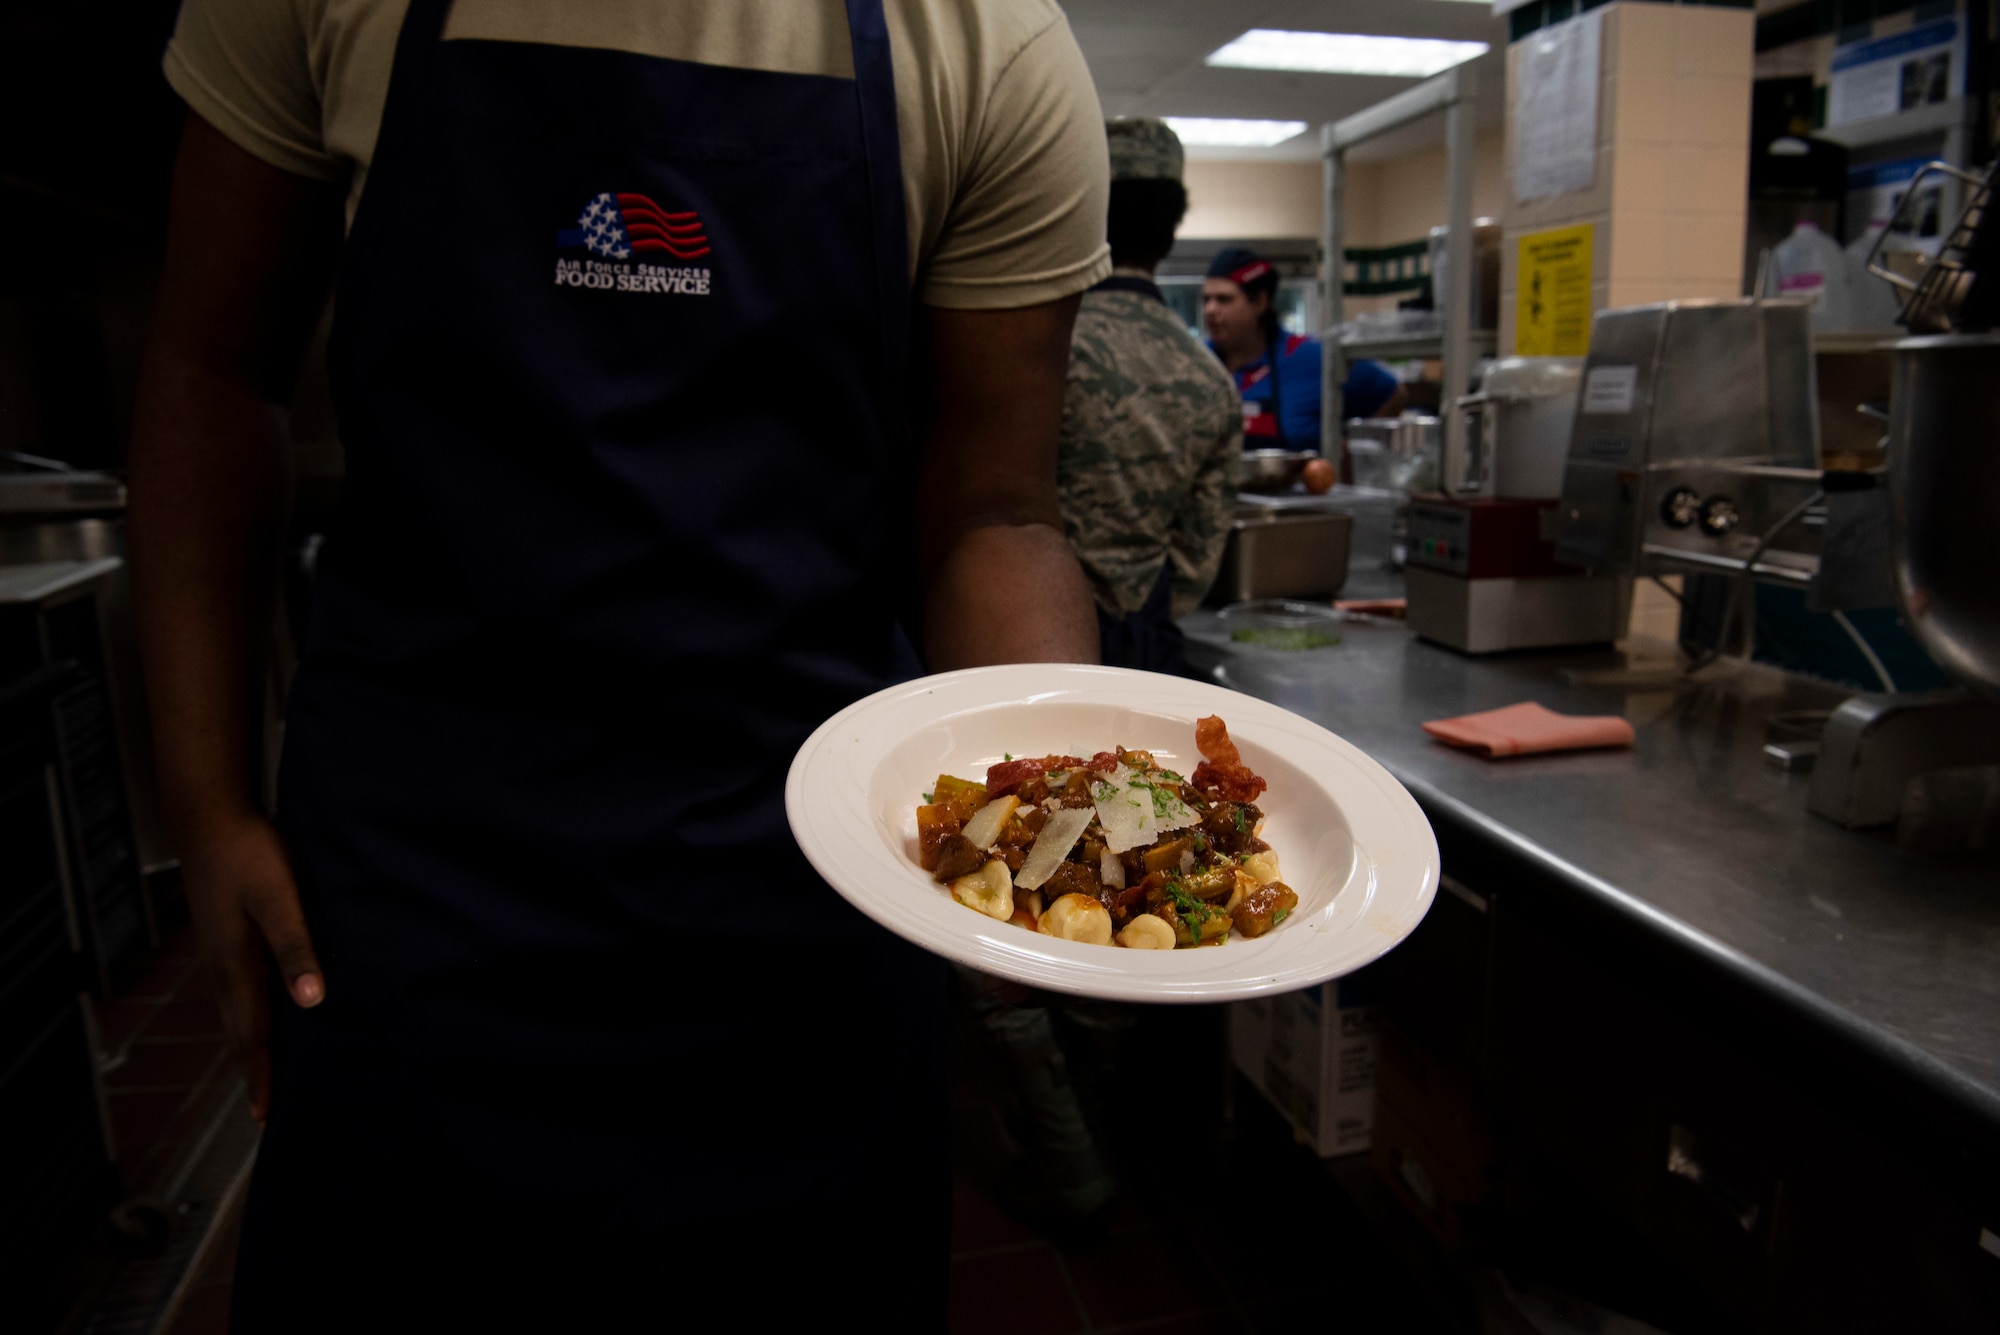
1200, 801, 1264, 855
990, 805, 1048, 873
932, 833, 986, 882
1041, 860, 1101, 903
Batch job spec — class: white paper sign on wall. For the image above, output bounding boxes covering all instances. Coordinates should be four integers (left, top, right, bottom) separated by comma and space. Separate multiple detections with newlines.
1513, 10, 1603, 205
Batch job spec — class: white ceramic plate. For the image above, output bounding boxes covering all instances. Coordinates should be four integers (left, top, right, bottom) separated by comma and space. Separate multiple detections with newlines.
785, 664, 1438, 1003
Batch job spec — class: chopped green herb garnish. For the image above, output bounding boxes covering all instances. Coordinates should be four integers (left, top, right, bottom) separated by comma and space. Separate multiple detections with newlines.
1230, 627, 1341, 651
1003, 752, 1013, 762
923, 792, 934, 803
1233, 808, 1247, 834
1272, 908, 1290, 925
1164, 882, 1207, 920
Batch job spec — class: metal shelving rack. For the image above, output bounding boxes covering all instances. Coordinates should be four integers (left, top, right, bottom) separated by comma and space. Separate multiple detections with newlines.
1319, 62, 1484, 477
1818, 94, 1971, 154
1335, 330, 1498, 363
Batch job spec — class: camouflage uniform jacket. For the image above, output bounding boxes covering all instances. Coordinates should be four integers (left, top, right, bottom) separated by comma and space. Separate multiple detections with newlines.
1057, 282, 1242, 620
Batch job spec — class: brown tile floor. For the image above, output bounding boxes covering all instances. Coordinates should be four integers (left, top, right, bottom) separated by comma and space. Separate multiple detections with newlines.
95, 924, 237, 1206
47, 898, 251, 1333
943, 1003, 1463, 1335
161, 1197, 242, 1335
943, 1127, 1456, 1334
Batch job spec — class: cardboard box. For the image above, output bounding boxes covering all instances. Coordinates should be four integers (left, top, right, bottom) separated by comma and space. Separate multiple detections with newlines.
1230, 972, 1379, 1156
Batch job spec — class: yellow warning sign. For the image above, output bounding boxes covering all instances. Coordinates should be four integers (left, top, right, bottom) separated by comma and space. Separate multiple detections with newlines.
1516, 223, 1594, 356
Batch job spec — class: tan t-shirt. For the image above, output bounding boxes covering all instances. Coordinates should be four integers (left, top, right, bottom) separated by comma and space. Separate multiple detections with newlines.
163, 0, 1111, 309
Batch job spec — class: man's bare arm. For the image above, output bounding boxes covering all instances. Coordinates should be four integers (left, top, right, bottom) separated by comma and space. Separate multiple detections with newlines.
128, 111, 340, 1122
915, 298, 1100, 670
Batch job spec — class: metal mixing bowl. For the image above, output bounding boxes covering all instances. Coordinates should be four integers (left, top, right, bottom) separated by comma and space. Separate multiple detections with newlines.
1235, 449, 1319, 494
1889, 333, 2000, 700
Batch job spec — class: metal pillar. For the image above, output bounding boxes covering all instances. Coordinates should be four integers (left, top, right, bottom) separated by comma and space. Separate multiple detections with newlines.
1321, 124, 1347, 469
1318, 63, 1482, 488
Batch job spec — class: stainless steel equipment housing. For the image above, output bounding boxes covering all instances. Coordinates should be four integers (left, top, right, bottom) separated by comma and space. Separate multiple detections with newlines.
1207, 508, 1354, 605
1555, 300, 1819, 575
1, 473, 172, 874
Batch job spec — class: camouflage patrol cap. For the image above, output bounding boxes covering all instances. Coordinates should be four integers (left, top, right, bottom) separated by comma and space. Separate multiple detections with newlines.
1106, 118, 1184, 184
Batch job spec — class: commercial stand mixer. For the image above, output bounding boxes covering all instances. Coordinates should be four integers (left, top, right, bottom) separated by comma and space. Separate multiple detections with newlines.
1807, 160, 2000, 831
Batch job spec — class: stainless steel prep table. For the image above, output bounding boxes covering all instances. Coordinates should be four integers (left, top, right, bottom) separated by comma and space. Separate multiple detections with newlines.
1183, 610, 2000, 1329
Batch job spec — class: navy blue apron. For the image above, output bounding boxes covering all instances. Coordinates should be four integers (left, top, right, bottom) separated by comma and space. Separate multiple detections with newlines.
233, 1, 946, 1326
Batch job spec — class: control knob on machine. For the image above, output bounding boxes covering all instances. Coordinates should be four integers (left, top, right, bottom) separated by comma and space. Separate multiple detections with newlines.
1659, 486, 1702, 529
1699, 495, 1740, 536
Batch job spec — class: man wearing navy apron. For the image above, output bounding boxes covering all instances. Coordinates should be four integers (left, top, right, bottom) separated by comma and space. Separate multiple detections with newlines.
130, 1, 1109, 1325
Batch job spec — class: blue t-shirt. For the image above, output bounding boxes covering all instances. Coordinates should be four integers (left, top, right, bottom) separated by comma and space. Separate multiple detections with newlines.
1344, 358, 1401, 420
1212, 335, 1399, 449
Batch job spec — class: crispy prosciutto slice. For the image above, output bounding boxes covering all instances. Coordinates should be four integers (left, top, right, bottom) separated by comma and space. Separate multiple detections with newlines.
1190, 714, 1267, 803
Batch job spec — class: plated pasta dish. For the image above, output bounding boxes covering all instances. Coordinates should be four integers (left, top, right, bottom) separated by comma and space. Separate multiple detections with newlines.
913, 716, 1298, 949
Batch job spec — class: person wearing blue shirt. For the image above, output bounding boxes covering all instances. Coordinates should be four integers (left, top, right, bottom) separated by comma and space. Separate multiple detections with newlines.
1202, 246, 1405, 451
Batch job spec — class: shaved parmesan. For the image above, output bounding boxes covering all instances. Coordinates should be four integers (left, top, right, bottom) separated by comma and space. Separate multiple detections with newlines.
1091, 764, 1199, 853
1154, 787, 1200, 833
961, 795, 1019, 851
1014, 807, 1095, 891
1092, 767, 1151, 853
1100, 848, 1125, 889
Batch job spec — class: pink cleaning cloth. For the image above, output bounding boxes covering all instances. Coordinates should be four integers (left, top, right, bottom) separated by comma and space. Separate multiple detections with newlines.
1334, 597, 1406, 618
1421, 701, 1635, 758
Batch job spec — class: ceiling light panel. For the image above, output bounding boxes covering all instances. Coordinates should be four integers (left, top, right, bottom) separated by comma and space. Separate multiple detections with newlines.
1161, 117, 1309, 148
1207, 29, 1489, 78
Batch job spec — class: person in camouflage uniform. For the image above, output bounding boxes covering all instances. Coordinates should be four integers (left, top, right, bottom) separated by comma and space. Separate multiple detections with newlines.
1058, 118, 1241, 672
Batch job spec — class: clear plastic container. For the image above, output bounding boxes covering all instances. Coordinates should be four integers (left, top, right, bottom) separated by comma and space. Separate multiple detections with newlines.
1846, 222, 1917, 329
1771, 221, 1856, 332
1344, 415, 1441, 494
1216, 600, 1347, 651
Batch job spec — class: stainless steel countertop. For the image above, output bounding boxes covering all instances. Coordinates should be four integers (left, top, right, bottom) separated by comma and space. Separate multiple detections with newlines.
1182, 608, 2000, 1140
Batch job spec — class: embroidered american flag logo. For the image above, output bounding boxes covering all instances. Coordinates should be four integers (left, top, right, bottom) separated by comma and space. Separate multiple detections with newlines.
558, 192, 711, 261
